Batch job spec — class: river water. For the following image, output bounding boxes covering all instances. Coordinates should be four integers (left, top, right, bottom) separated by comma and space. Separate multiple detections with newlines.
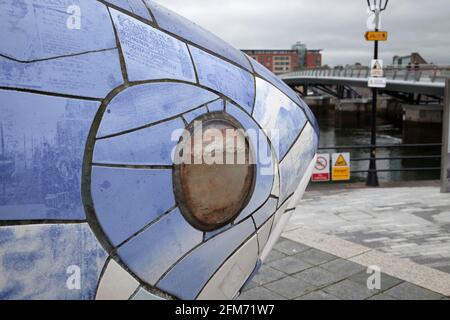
314, 106, 442, 182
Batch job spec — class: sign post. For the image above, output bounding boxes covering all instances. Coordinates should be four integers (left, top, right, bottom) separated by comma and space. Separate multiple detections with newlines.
442, 79, 450, 193
365, 0, 389, 187
332, 153, 351, 181
312, 154, 330, 182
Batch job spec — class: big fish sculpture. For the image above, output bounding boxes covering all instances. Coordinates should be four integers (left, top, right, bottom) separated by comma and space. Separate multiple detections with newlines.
0, 0, 319, 300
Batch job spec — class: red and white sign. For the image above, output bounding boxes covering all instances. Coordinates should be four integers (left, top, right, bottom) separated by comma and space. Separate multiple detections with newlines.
312, 154, 330, 182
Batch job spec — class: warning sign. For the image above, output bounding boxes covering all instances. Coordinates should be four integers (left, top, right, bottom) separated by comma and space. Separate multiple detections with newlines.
370, 59, 384, 77
312, 154, 330, 182
332, 153, 350, 181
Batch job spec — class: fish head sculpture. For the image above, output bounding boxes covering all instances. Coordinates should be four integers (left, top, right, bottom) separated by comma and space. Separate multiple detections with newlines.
0, 0, 319, 300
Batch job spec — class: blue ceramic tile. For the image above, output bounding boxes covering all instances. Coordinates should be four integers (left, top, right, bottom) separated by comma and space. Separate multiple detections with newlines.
189, 46, 255, 114
226, 104, 274, 222
118, 208, 203, 286
145, 1, 251, 71
252, 198, 278, 228
132, 287, 164, 300
0, 90, 99, 221
97, 82, 218, 137
106, 0, 152, 21
183, 106, 208, 124
0, 223, 107, 300
110, 9, 195, 83
157, 219, 256, 300
248, 57, 303, 107
93, 118, 185, 166
204, 224, 232, 241
298, 98, 320, 135
0, 50, 123, 98
207, 99, 225, 112
278, 124, 318, 204
0, 0, 116, 61
253, 77, 308, 160
91, 167, 175, 246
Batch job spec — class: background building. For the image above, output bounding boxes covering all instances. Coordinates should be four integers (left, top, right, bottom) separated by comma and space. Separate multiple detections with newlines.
243, 49, 300, 74
243, 42, 323, 74
305, 49, 322, 69
393, 52, 427, 66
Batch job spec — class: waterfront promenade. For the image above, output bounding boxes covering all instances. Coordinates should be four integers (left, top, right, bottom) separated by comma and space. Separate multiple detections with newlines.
242, 181, 450, 300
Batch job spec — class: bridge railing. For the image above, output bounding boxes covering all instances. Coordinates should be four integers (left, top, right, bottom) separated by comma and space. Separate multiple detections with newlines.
282, 65, 450, 84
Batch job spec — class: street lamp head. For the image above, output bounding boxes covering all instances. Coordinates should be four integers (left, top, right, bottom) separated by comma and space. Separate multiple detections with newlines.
367, 0, 389, 12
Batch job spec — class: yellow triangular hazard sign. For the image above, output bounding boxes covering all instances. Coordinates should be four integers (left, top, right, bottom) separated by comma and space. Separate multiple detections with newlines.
335, 154, 348, 167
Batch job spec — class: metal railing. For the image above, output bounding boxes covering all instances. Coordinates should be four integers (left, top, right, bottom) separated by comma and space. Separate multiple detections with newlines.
281, 65, 450, 84
319, 143, 442, 175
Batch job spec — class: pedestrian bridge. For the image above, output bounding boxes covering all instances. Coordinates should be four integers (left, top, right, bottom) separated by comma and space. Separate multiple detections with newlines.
280, 65, 450, 96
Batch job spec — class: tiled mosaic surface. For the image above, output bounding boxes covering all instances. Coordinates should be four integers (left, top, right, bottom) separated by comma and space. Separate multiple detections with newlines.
240, 238, 447, 300
0, 0, 318, 299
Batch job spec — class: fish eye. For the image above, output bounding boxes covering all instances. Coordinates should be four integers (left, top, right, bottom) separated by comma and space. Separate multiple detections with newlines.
173, 113, 256, 231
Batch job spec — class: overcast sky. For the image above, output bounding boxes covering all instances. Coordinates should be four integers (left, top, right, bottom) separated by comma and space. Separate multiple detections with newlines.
155, 0, 450, 67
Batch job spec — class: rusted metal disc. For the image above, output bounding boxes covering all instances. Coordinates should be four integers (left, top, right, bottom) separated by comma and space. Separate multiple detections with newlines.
173, 113, 255, 231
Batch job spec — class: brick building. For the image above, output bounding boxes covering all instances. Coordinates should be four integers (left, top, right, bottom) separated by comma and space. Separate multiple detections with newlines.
243, 49, 300, 74
243, 45, 322, 74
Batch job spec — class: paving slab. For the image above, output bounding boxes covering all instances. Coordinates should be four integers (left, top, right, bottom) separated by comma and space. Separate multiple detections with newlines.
273, 239, 311, 256
384, 282, 444, 300
296, 290, 340, 300
319, 259, 365, 278
251, 265, 286, 286
348, 271, 403, 291
293, 267, 346, 287
264, 276, 317, 299
294, 248, 337, 266
264, 250, 288, 263
238, 286, 286, 300
268, 256, 313, 275
322, 279, 379, 300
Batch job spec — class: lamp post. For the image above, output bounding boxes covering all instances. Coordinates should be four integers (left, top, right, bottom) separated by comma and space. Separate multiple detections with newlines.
366, 0, 388, 187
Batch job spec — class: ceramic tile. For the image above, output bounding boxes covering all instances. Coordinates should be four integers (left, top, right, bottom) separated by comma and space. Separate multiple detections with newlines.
157, 219, 255, 300
0, 0, 116, 61
183, 106, 208, 124
118, 208, 203, 285
110, 9, 195, 83
127, 0, 152, 20
197, 235, 258, 300
248, 57, 302, 107
91, 167, 175, 246
132, 287, 165, 300
97, 82, 218, 137
260, 202, 290, 262
93, 118, 185, 166
253, 77, 307, 159
0, 90, 99, 221
252, 198, 278, 228
0, 50, 123, 98
286, 154, 316, 210
278, 124, 318, 204
258, 217, 274, 257
145, 1, 251, 71
207, 99, 225, 112
95, 259, 139, 300
189, 46, 255, 114
0, 223, 107, 300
